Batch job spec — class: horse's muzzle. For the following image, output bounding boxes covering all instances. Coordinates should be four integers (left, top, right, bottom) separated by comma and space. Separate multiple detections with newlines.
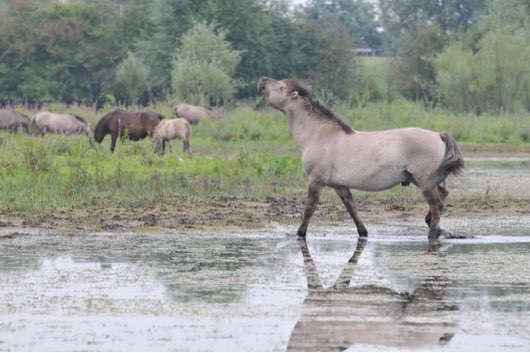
257, 76, 269, 92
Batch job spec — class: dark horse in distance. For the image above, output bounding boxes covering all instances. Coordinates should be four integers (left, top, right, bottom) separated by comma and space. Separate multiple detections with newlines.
94, 109, 164, 152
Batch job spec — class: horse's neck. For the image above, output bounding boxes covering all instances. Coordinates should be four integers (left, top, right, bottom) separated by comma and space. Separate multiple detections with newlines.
286, 107, 331, 153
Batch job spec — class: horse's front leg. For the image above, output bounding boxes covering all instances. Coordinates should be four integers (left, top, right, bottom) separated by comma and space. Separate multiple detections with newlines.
297, 180, 324, 237
334, 187, 368, 237
110, 133, 117, 153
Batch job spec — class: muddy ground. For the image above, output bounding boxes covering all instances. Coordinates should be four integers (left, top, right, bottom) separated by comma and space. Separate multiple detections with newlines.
1, 195, 528, 235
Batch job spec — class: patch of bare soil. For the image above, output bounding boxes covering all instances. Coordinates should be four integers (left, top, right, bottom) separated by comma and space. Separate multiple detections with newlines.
0, 195, 528, 235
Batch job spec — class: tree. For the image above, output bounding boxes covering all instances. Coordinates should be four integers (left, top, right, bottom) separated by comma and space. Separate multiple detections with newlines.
377, 0, 486, 105
0, 1, 130, 104
302, 0, 383, 51
115, 52, 149, 105
170, 21, 243, 105
432, 0, 530, 113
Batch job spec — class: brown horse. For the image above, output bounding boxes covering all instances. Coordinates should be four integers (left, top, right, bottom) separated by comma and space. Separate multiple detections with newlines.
258, 77, 464, 244
0, 110, 30, 133
94, 108, 164, 152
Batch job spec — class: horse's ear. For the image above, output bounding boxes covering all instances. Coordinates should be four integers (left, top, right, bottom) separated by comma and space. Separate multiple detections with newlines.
291, 91, 299, 100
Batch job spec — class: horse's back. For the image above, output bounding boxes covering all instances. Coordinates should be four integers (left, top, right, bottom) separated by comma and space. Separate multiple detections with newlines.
346, 128, 445, 162
154, 118, 189, 139
173, 103, 218, 122
0, 110, 29, 131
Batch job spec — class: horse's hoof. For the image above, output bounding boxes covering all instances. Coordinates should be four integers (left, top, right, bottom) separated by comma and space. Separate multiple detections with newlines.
437, 228, 454, 238
428, 239, 441, 254
438, 229, 471, 239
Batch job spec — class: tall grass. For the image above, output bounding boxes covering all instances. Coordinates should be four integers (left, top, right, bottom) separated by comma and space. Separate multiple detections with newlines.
1, 101, 528, 212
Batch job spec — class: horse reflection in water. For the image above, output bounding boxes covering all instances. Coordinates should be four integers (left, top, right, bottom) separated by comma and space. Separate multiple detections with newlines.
287, 238, 456, 351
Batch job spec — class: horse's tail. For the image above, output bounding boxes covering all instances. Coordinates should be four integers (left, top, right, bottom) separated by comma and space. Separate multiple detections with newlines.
431, 132, 465, 188
184, 120, 192, 142
184, 121, 192, 156
152, 122, 162, 141
94, 114, 109, 143
29, 115, 38, 134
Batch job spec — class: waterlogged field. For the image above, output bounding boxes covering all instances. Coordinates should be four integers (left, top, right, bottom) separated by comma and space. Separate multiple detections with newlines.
0, 229, 529, 351
0, 102, 529, 351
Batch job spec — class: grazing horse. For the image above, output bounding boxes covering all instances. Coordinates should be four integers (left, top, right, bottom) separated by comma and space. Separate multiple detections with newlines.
257, 77, 464, 243
172, 103, 220, 124
94, 108, 164, 152
152, 118, 192, 156
30, 112, 91, 136
0, 110, 30, 133
287, 237, 455, 351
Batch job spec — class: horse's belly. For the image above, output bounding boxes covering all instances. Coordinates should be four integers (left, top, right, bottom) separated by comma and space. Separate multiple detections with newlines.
329, 166, 407, 191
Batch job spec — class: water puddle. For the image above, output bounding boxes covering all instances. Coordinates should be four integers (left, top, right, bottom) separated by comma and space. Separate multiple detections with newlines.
1, 225, 529, 351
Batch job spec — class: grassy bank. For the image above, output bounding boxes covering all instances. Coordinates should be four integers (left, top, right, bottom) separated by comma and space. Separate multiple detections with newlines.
1, 102, 529, 213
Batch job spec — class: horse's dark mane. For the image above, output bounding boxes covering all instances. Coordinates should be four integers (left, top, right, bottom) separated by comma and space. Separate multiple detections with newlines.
94, 111, 113, 143
283, 79, 353, 134
72, 114, 87, 123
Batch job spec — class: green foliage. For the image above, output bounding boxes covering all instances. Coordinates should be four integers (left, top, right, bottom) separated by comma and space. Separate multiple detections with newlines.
115, 52, 149, 105
379, 0, 486, 53
302, 0, 383, 50
0, 1, 131, 104
432, 0, 530, 113
171, 21, 243, 105
0, 0, 529, 116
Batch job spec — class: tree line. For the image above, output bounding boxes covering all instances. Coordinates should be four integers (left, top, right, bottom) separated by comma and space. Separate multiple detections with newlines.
0, 0, 529, 114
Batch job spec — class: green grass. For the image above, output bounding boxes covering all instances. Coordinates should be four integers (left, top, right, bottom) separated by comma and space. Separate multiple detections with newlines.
1, 101, 529, 212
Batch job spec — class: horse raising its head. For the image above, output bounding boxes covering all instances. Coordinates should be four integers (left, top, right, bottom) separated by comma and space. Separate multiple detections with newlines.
94, 108, 164, 152
257, 77, 353, 134
258, 76, 464, 250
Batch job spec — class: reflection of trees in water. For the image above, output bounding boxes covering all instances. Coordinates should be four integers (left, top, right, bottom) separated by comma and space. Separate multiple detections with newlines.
287, 237, 456, 352
0, 234, 290, 304
154, 237, 278, 303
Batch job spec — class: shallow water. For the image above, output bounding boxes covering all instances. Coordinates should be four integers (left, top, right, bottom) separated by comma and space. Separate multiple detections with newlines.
1, 226, 529, 351
1, 156, 529, 351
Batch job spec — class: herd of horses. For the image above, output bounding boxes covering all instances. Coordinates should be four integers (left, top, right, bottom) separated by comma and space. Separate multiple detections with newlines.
0, 103, 218, 156
1, 77, 465, 247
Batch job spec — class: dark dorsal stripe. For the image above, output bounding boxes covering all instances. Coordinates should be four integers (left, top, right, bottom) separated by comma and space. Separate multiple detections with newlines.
72, 114, 87, 123
283, 79, 353, 134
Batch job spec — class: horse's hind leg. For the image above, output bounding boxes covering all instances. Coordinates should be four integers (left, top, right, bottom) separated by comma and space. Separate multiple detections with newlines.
297, 179, 324, 237
425, 185, 454, 237
425, 185, 448, 226
422, 187, 443, 239
183, 140, 192, 156
334, 187, 368, 237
